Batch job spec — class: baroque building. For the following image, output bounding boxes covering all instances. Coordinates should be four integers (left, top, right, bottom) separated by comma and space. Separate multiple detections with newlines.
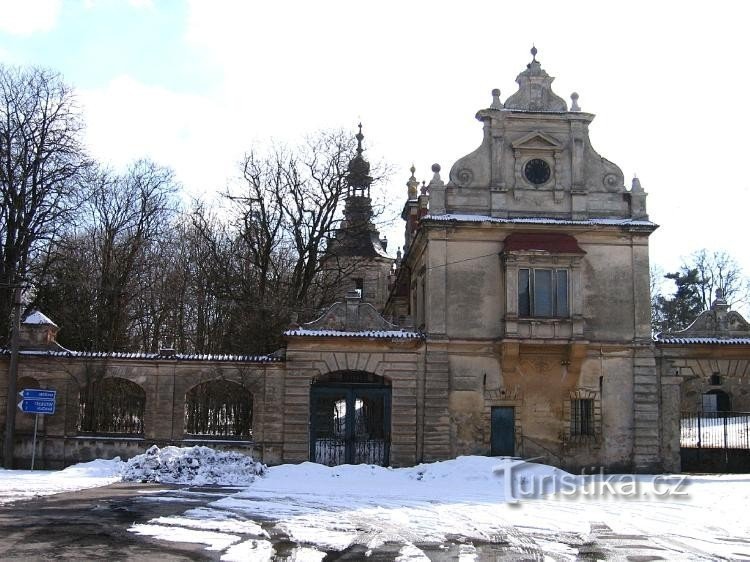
2, 49, 749, 472
385, 47, 658, 471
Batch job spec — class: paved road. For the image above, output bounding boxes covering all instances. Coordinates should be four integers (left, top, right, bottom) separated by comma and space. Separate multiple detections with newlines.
0, 482, 215, 561
1, 483, 743, 561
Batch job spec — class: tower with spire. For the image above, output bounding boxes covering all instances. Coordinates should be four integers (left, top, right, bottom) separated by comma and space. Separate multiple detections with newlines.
322, 125, 394, 311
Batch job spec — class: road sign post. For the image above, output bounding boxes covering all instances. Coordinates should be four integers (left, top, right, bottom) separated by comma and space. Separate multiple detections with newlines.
17, 389, 56, 470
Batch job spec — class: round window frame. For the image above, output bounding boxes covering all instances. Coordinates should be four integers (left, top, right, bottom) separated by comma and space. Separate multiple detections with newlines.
523, 158, 552, 186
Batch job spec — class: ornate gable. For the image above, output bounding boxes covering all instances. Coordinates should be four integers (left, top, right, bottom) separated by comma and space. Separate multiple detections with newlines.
441, 47, 644, 220
287, 291, 411, 335
660, 290, 750, 340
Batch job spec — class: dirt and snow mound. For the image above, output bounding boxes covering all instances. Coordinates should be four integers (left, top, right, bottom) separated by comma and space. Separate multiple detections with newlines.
122, 445, 266, 485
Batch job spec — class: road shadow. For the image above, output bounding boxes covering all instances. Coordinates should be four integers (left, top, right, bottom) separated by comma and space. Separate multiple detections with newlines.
0, 482, 216, 560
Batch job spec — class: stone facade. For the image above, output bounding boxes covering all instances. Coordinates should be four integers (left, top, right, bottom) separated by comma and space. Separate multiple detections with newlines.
384, 50, 660, 472
2, 50, 749, 472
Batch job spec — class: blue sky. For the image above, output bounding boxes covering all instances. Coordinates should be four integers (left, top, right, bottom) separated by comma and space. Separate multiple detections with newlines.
1, 0, 750, 309
1, 2, 211, 91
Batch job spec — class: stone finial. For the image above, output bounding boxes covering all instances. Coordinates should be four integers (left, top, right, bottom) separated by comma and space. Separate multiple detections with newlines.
396, 246, 402, 265
420, 180, 428, 196
631, 175, 643, 192
490, 88, 503, 110
531, 45, 538, 62
407, 164, 418, 199
570, 92, 581, 112
428, 163, 444, 187
504, 46, 568, 112
288, 311, 299, 329
712, 288, 729, 311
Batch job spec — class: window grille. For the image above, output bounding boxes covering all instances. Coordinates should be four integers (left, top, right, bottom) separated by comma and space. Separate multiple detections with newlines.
571, 398, 595, 436
184, 380, 253, 438
79, 378, 145, 435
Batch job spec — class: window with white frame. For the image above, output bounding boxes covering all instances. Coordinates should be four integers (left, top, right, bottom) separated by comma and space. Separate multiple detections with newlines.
518, 268, 569, 318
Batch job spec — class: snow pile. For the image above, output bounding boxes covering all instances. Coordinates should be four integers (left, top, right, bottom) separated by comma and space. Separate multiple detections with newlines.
0, 458, 123, 504
122, 445, 266, 485
230, 456, 570, 502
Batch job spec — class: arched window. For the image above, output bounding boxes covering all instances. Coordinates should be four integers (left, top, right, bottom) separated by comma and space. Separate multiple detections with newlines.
79, 378, 145, 435
184, 380, 253, 439
702, 389, 731, 413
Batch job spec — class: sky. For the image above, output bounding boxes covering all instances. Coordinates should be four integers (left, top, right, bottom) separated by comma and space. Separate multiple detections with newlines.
1, 0, 749, 306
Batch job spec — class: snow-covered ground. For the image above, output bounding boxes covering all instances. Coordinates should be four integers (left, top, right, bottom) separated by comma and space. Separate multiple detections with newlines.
0, 458, 122, 505
129, 455, 750, 560
2, 449, 750, 560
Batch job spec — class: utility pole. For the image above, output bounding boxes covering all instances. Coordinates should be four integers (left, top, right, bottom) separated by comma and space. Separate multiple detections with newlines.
3, 286, 22, 469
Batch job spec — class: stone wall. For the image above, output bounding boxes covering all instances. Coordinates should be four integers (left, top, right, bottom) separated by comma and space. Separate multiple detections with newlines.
0, 354, 283, 469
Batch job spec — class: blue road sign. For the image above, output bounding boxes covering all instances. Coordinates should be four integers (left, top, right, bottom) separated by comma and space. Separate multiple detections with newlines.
19, 389, 56, 400
18, 398, 56, 415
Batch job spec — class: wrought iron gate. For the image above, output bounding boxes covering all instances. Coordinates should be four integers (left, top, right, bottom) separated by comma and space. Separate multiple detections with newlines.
680, 411, 750, 472
310, 373, 391, 466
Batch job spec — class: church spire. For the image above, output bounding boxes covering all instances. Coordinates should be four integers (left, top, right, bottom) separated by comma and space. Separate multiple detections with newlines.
346, 123, 373, 197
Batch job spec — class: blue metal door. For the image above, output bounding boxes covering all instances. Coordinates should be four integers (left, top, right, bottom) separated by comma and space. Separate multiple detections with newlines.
490, 407, 515, 456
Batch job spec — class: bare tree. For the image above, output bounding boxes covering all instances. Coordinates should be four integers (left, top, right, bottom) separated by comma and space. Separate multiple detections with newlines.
32, 129, 389, 356
229, 130, 388, 318
689, 249, 747, 311
0, 65, 88, 342
82, 160, 178, 350
652, 249, 750, 334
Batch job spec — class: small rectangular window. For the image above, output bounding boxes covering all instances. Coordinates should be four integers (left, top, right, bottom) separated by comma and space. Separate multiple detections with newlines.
571, 398, 594, 436
518, 268, 569, 318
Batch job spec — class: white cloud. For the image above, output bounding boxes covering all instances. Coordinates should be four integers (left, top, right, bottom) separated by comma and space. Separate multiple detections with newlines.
75, 1, 750, 279
79, 75, 243, 199
0, 0, 62, 35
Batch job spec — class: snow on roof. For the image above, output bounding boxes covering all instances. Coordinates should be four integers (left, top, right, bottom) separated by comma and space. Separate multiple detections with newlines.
656, 337, 750, 346
22, 310, 57, 326
1, 349, 281, 362
423, 214, 657, 229
284, 328, 423, 339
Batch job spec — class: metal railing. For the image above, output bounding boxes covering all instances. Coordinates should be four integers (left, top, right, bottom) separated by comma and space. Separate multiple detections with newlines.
680, 411, 750, 450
